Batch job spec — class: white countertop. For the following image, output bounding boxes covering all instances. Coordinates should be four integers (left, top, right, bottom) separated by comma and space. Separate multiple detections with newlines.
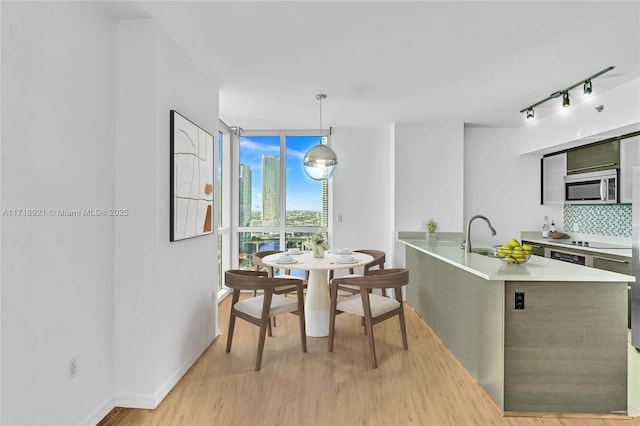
400, 239, 635, 282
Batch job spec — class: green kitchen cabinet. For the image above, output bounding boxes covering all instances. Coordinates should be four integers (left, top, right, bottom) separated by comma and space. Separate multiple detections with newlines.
566, 139, 619, 175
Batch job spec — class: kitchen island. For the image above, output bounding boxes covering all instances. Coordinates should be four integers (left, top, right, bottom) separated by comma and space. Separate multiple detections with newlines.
400, 236, 635, 416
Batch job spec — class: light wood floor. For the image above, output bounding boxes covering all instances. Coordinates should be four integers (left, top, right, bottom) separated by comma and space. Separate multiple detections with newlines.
99, 295, 640, 426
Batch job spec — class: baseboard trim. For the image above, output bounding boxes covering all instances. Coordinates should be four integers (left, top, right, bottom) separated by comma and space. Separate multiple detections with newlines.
153, 333, 218, 407
81, 395, 115, 426
113, 333, 218, 411
114, 392, 155, 409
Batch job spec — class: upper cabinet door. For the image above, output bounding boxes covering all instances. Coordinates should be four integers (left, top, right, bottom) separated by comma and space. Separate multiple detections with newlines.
542, 152, 567, 205
620, 136, 640, 203
566, 139, 620, 175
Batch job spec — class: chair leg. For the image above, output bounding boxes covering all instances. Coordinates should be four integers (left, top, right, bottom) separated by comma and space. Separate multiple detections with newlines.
226, 314, 236, 353
398, 309, 408, 350
364, 316, 377, 369
328, 287, 337, 352
298, 314, 307, 353
268, 318, 272, 337
256, 321, 269, 371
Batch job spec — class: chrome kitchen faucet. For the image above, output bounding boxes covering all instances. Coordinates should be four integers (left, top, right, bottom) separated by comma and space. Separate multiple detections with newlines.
464, 215, 497, 253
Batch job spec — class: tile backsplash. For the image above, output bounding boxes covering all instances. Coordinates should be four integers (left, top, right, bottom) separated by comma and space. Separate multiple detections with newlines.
563, 204, 632, 237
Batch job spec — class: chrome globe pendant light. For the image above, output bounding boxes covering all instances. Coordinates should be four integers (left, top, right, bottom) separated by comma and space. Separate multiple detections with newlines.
303, 94, 338, 180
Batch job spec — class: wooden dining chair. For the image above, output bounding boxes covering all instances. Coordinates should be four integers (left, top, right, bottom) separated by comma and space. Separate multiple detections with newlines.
253, 250, 308, 327
225, 270, 307, 371
328, 268, 409, 369
330, 249, 386, 295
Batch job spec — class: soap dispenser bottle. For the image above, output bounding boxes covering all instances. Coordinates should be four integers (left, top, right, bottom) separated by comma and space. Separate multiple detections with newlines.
542, 216, 550, 238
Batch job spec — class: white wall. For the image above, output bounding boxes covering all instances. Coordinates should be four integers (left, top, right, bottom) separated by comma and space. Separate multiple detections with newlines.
1, 5, 220, 424
331, 126, 394, 266
114, 19, 219, 408
464, 127, 563, 246
1, 2, 116, 424
393, 122, 464, 266
114, 19, 157, 405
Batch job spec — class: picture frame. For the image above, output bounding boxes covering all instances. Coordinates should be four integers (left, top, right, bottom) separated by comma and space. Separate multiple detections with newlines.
170, 110, 214, 241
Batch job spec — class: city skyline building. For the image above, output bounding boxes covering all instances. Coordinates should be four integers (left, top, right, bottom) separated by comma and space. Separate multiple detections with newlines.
239, 163, 252, 227
261, 154, 280, 226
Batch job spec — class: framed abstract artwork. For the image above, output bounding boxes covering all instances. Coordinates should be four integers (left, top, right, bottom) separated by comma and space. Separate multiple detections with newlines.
170, 110, 214, 241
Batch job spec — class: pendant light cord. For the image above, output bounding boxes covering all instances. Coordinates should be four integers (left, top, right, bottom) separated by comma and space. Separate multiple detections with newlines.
316, 93, 326, 131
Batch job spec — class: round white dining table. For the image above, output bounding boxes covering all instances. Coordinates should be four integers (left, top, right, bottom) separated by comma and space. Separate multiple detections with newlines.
262, 250, 373, 337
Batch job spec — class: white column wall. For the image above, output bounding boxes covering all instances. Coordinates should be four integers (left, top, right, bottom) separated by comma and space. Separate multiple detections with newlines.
1, 3, 116, 425
153, 23, 219, 401
330, 126, 394, 268
114, 20, 157, 406
464, 127, 563, 246
393, 122, 464, 266
114, 19, 219, 408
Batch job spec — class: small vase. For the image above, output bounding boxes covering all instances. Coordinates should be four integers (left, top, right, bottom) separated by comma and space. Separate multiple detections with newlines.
313, 245, 325, 258
427, 232, 437, 242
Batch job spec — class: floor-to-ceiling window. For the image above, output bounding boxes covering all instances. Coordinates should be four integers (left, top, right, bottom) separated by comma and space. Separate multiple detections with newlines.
235, 131, 330, 274
217, 122, 232, 298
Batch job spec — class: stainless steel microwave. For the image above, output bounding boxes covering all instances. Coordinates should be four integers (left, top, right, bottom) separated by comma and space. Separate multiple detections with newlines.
564, 168, 618, 204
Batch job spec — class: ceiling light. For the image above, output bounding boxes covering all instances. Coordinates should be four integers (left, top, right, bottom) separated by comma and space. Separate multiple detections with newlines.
303, 94, 338, 180
519, 66, 614, 119
526, 108, 534, 120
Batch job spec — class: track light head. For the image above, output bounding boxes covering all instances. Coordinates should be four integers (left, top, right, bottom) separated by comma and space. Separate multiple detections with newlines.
583, 80, 592, 96
526, 108, 534, 120
562, 92, 570, 108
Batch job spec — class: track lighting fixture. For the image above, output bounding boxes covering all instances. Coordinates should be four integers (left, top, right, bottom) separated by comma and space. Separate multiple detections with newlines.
519, 66, 614, 120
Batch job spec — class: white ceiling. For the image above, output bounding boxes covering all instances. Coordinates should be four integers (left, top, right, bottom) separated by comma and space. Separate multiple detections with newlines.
103, 1, 640, 130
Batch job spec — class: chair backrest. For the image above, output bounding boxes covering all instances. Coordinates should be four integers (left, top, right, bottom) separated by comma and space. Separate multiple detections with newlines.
354, 249, 385, 274
225, 269, 304, 292
332, 268, 408, 298
253, 250, 283, 276
224, 269, 269, 290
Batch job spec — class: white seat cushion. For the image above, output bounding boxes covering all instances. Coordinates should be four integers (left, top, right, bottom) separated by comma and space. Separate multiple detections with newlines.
338, 273, 364, 279
336, 294, 400, 318
234, 294, 299, 319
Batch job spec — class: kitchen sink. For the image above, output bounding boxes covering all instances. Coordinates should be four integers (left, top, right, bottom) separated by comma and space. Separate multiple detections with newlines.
471, 248, 500, 258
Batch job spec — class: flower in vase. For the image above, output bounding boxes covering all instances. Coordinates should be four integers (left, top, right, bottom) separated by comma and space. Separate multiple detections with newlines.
311, 231, 329, 249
